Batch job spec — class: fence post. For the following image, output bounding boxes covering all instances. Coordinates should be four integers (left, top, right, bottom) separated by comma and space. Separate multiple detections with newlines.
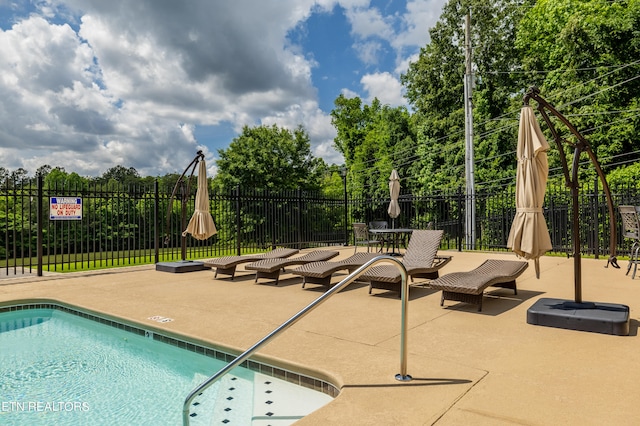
37, 174, 43, 276
297, 189, 303, 249
235, 186, 241, 256
271, 192, 277, 250
593, 176, 599, 259
457, 187, 463, 252
154, 179, 159, 264
342, 171, 348, 245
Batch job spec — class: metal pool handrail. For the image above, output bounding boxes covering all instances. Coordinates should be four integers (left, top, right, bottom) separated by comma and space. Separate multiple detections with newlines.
182, 255, 411, 425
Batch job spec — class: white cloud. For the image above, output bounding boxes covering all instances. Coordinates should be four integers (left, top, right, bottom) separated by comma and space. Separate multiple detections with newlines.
337, 0, 446, 107
0, 0, 444, 177
340, 88, 360, 99
396, 0, 447, 49
0, 1, 326, 176
345, 6, 394, 40
361, 72, 406, 107
352, 40, 384, 66
396, 52, 421, 75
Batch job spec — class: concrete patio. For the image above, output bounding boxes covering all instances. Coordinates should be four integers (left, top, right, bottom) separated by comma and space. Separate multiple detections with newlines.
1, 248, 638, 425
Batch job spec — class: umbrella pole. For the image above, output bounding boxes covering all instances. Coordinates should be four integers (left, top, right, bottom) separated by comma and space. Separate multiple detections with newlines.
180, 179, 188, 261
569, 150, 582, 303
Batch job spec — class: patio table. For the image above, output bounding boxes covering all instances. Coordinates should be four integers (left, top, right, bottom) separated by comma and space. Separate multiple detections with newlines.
369, 228, 414, 256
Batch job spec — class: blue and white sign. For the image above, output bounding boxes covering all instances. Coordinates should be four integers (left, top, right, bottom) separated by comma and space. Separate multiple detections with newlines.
50, 197, 82, 220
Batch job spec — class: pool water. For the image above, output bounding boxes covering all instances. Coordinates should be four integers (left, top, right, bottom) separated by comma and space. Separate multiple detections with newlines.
0, 308, 333, 425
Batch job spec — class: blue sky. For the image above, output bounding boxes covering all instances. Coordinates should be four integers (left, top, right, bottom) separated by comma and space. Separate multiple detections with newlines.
0, 0, 446, 177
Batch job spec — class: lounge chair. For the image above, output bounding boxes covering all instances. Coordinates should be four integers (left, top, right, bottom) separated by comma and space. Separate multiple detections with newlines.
245, 250, 339, 285
428, 259, 529, 311
291, 252, 381, 288
202, 248, 299, 279
360, 230, 452, 297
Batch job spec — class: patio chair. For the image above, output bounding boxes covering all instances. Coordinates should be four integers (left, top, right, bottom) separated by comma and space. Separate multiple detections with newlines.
360, 230, 452, 297
428, 259, 529, 311
353, 223, 383, 254
202, 248, 299, 280
369, 220, 392, 252
619, 205, 640, 279
291, 252, 381, 289
245, 250, 339, 285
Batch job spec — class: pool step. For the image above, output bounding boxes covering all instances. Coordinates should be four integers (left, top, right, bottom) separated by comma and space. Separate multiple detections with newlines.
250, 372, 332, 425
0, 315, 51, 332
188, 371, 332, 425
189, 374, 252, 425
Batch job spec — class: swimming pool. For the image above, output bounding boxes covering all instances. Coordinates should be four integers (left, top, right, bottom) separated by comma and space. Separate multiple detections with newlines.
0, 303, 336, 425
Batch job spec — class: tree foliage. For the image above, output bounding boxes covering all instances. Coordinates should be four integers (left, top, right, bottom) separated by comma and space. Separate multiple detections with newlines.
331, 96, 416, 200
99, 165, 141, 187
213, 124, 326, 192
402, 0, 534, 192
516, 0, 640, 183
44, 167, 87, 190
392, 0, 640, 192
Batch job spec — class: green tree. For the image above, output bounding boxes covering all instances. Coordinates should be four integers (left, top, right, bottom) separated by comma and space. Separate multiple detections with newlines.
402, 0, 535, 192
157, 173, 181, 193
331, 96, 416, 199
44, 167, 88, 190
36, 165, 52, 178
321, 166, 347, 199
516, 0, 640, 181
214, 124, 325, 192
331, 95, 371, 165
607, 163, 640, 189
0, 167, 8, 187
99, 165, 141, 187
9, 168, 29, 186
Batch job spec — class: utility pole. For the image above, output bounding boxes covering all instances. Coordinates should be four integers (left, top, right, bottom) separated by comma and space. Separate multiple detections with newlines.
463, 11, 476, 250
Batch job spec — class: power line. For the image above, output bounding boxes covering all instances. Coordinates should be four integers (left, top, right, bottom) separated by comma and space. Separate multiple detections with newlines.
566, 108, 640, 117
484, 60, 640, 75
582, 112, 640, 135
355, 68, 640, 171
560, 73, 640, 109
346, 65, 640, 187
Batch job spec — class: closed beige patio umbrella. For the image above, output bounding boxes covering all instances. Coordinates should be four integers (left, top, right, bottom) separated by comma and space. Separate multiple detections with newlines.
388, 169, 401, 228
183, 159, 217, 240
507, 105, 552, 278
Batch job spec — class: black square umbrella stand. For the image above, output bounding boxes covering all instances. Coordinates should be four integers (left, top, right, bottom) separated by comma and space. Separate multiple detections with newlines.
522, 87, 629, 336
156, 260, 206, 273
527, 298, 629, 336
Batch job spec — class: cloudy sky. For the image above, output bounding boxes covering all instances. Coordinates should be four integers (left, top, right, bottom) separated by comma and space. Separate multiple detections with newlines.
0, 0, 446, 177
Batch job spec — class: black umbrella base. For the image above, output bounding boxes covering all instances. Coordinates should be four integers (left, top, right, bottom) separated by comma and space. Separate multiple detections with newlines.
156, 260, 206, 273
527, 297, 630, 336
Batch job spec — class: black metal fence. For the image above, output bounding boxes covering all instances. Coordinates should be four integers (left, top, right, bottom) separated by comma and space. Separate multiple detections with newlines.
1, 176, 639, 275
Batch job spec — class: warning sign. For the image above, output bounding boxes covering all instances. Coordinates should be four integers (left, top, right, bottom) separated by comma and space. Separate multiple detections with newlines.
50, 197, 82, 220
